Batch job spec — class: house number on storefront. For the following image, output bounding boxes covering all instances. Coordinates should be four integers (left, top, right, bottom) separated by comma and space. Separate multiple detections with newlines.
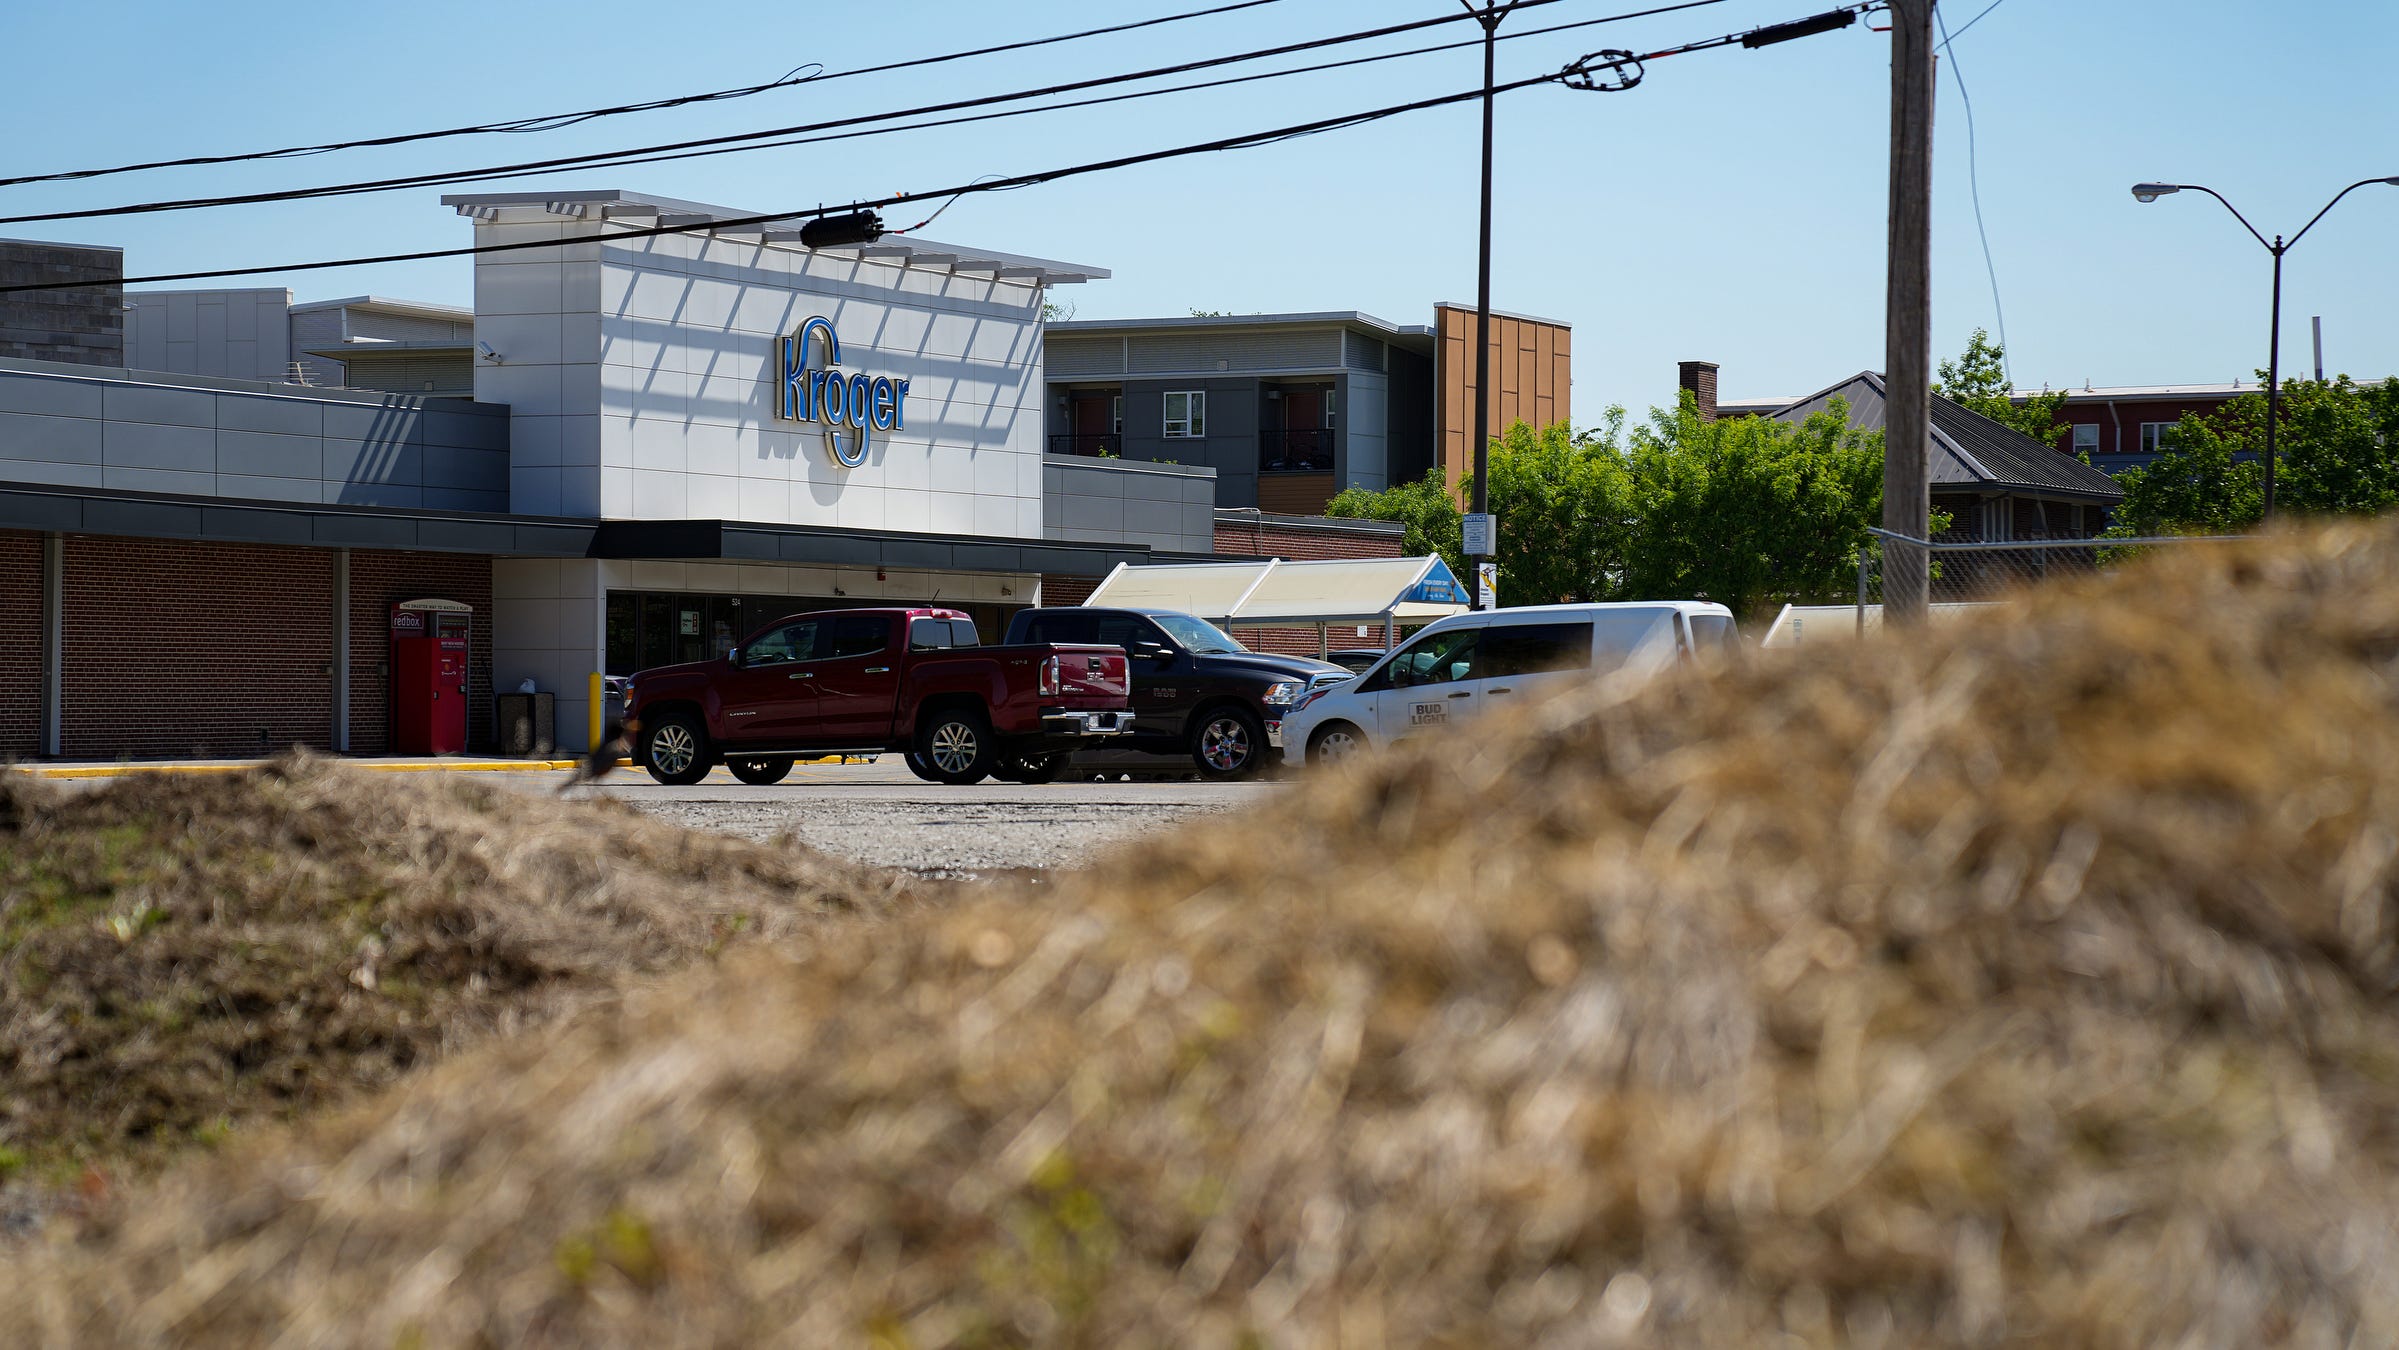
777, 316, 910, 468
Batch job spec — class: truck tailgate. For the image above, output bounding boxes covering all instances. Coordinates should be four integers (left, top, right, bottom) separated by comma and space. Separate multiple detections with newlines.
1044, 643, 1129, 705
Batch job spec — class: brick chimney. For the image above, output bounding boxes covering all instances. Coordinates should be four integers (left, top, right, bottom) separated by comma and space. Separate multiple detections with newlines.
1677, 360, 1719, 422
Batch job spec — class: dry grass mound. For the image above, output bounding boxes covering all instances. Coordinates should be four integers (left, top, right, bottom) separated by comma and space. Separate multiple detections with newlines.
0, 754, 903, 1186
19, 523, 2399, 1347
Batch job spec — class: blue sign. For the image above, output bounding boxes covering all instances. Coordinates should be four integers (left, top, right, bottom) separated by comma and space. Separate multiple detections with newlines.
1401, 557, 1466, 606
777, 316, 909, 468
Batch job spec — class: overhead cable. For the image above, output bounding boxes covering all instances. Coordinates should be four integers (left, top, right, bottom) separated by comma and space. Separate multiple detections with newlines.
0, 73, 1576, 295
0, 0, 1644, 229
0, 2, 1869, 296
179, 0, 1732, 210
0, 0, 1292, 190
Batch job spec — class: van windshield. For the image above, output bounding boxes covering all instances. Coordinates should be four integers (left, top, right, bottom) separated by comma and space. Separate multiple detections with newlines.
1686, 612, 1740, 652
1151, 612, 1246, 655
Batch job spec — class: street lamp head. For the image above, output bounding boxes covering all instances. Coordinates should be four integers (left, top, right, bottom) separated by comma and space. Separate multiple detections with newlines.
2131, 183, 2181, 203
2381, 176, 2399, 187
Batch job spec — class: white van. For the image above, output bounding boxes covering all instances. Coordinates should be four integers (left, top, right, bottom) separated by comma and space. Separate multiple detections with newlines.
1280, 601, 1737, 767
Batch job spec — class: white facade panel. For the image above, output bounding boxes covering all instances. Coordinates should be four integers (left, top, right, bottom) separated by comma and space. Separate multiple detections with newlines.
471, 205, 1051, 540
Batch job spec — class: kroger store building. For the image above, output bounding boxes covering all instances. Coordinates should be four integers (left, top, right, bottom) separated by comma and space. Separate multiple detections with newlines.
0, 194, 1405, 759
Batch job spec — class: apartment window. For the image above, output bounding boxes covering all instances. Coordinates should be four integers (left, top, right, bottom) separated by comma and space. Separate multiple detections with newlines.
1164, 390, 1206, 438
2072, 424, 2099, 456
2139, 421, 2174, 454
1326, 389, 1338, 429
1112, 394, 1123, 434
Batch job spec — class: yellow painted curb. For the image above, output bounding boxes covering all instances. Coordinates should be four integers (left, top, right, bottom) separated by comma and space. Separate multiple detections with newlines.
10, 754, 871, 780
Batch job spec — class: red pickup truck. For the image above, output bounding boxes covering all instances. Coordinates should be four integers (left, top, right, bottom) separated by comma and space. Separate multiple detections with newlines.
622, 608, 1132, 786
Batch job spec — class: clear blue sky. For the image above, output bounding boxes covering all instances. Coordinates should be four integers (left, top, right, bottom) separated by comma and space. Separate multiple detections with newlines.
7, 1, 2394, 414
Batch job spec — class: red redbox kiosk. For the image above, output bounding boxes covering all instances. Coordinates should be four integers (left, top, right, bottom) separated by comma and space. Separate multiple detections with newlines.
391, 598, 472, 755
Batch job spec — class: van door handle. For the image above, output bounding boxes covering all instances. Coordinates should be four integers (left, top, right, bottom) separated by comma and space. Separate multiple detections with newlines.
864, 666, 891, 674
788, 672, 814, 680
1447, 691, 1473, 699
1488, 686, 1513, 695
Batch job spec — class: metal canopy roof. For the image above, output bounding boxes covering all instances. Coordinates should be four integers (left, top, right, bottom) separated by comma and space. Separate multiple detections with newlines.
1083, 556, 1469, 627
439, 189, 1108, 286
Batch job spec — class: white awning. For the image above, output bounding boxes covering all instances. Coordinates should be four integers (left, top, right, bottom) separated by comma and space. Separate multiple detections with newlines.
1082, 556, 1468, 627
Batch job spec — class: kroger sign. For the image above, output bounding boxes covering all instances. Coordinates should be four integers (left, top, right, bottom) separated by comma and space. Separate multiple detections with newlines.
775, 316, 910, 468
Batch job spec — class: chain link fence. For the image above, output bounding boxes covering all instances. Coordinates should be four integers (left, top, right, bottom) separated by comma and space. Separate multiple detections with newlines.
1765, 533, 2252, 646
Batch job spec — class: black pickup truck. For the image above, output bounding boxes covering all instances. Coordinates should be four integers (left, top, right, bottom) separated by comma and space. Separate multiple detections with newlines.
1003, 606, 1351, 779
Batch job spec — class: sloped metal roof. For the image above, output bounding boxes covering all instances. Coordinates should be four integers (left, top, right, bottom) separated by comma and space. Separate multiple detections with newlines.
1770, 371, 2124, 502
1083, 556, 1469, 626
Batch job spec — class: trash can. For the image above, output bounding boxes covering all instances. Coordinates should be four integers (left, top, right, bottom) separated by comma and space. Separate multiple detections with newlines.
494, 691, 556, 758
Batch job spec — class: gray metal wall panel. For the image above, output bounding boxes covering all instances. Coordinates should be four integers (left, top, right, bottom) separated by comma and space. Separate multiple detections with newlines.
215, 393, 324, 437
0, 459, 102, 488
420, 488, 511, 513
323, 443, 423, 489
103, 383, 216, 428
0, 410, 104, 464
213, 474, 324, 504
0, 372, 105, 418
104, 420, 216, 472
216, 429, 323, 480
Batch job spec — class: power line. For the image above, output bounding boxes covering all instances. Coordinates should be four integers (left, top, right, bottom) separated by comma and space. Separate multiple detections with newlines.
1934, 0, 2007, 52
1936, 2, 2008, 381
0, 0, 1631, 230
0, 75, 1568, 296
0, 0, 1292, 191
180, 0, 1732, 210
0, 1, 1871, 297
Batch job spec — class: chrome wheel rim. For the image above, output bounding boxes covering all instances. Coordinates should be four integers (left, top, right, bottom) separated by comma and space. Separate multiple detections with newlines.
1200, 717, 1251, 771
929, 721, 979, 774
652, 724, 696, 775
1316, 729, 1360, 764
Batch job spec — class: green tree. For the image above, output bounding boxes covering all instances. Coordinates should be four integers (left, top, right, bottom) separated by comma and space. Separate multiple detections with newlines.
1617, 394, 1888, 617
1326, 467, 1465, 580
1462, 420, 1637, 607
1936, 327, 2072, 450
2111, 375, 2399, 534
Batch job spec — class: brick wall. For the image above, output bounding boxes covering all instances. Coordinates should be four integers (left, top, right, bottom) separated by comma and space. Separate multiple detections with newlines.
1039, 573, 1099, 608
0, 532, 41, 757
348, 551, 495, 754
1212, 517, 1404, 561
60, 538, 335, 759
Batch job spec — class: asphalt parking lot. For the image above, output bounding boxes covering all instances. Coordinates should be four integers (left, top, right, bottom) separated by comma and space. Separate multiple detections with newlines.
492, 757, 1281, 878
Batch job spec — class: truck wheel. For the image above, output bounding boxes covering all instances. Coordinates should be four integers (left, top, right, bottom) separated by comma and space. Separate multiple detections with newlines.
914, 707, 994, 785
639, 710, 715, 786
1191, 706, 1267, 780
1307, 721, 1368, 768
728, 757, 791, 786
991, 751, 1068, 784
902, 751, 946, 783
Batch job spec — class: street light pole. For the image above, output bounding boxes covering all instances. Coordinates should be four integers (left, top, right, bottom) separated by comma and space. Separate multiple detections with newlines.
1463, 0, 1518, 609
2131, 176, 2398, 522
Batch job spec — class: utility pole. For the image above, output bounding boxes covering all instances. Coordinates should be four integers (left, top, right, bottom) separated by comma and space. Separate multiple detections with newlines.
1881, 0, 1935, 625
1462, 0, 1518, 610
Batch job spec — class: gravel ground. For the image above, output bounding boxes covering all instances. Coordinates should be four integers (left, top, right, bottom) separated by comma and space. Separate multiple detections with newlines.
568, 760, 1278, 878
622, 795, 1249, 877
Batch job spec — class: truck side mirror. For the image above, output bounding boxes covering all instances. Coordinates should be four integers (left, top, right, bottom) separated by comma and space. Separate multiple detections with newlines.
1134, 641, 1173, 663
727, 648, 745, 668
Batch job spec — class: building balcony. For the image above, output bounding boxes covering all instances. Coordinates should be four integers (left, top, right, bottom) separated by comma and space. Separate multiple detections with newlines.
1048, 432, 1123, 457
1259, 427, 1336, 474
